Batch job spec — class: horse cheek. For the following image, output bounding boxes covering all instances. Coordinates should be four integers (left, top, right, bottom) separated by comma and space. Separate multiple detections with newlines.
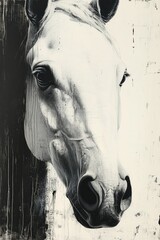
53, 89, 87, 137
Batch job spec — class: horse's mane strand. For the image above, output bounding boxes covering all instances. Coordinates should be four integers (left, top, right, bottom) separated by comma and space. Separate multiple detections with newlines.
39, 0, 106, 36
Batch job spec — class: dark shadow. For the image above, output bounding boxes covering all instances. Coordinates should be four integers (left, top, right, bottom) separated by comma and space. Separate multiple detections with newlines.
0, 1, 47, 238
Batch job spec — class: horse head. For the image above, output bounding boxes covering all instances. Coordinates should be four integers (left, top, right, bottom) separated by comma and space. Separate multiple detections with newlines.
24, 0, 132, 228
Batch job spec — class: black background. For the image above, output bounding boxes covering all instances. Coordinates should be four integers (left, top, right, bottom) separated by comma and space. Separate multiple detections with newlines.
0, 1, 47, 238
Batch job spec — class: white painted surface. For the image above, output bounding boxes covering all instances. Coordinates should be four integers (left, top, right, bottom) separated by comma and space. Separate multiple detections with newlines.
45, 0, 160, 239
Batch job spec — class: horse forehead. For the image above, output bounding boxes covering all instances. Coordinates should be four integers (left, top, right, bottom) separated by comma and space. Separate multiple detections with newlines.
35, 12, 118, 64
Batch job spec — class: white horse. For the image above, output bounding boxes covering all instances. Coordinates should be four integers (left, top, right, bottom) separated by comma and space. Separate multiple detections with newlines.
24, 0, 132, 228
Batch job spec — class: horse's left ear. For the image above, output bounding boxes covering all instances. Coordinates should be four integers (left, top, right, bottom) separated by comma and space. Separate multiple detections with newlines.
25, 0, 49, 25
90, 0, 119, 23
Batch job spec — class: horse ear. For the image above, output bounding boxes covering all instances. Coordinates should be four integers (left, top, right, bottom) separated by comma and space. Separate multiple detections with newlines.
90, 0, 119, 23
25, 0, 49, 25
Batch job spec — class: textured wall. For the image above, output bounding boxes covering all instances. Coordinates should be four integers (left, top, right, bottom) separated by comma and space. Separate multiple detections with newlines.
45, 1, 160, 239
0, 1, 47, 238
0, 0, 160, 239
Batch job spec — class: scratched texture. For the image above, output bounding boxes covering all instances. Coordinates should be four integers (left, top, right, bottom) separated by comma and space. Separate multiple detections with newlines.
0, 1, 47, 239
0, 0, 160, 239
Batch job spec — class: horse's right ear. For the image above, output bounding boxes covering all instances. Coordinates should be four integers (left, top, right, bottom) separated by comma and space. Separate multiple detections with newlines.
25, 0, 49, 25
90, 0, 119, 23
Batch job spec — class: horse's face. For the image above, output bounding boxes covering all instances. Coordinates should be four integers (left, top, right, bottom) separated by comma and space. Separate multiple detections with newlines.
24, 0, 132, 228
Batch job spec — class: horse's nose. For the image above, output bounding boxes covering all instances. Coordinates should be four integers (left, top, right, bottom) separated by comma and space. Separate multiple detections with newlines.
119, 176, 132, 212
78, 175, 103, 212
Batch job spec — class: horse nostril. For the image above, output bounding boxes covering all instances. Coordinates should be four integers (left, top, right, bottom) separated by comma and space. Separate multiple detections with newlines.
120, 176, 132, 211
78, 176, 103, 212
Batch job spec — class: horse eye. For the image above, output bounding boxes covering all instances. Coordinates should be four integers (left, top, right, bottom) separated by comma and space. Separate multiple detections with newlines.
33, 66, 53, 90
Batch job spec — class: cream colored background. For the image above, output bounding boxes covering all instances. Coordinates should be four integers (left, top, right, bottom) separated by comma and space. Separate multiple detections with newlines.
45, 0, 160, 239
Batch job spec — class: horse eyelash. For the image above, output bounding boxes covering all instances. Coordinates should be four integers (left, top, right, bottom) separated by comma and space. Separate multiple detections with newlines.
119, 69, 130, 87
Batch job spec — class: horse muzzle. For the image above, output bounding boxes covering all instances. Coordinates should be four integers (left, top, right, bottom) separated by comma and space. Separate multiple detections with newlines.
67, 174, 132, 228
49, 134, 132, 228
